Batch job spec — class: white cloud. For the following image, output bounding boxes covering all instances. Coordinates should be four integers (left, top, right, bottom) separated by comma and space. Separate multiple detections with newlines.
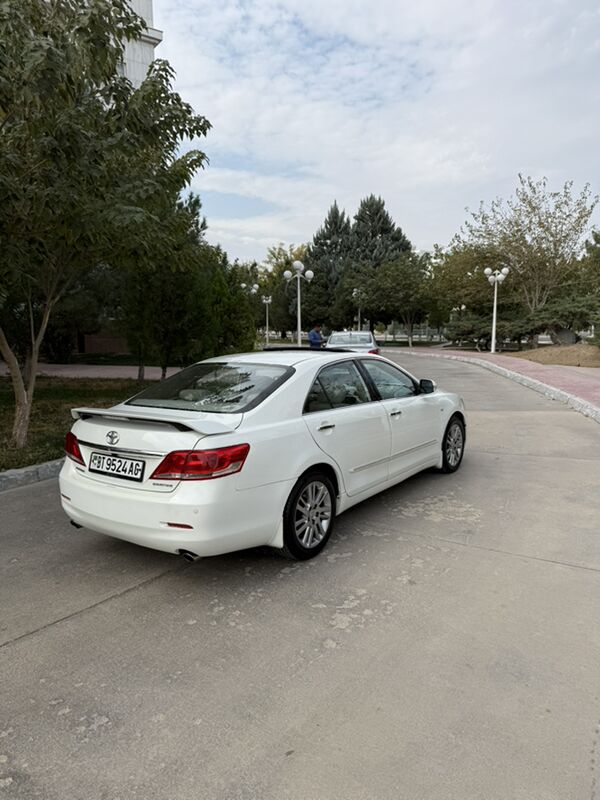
154, 0, 600, 261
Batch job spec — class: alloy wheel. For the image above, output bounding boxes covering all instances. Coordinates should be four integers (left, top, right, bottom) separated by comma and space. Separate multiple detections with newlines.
293, 480, 332, 549
445, 422, 464, 468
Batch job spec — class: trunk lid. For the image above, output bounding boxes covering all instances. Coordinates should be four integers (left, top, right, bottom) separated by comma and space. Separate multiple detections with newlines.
70, 406, 242, 493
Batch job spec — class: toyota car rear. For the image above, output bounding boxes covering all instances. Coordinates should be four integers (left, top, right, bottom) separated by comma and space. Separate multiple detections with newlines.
59, 361, 293, 557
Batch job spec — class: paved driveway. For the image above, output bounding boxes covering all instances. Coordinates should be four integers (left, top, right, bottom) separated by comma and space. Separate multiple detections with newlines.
1, 355, 599, 800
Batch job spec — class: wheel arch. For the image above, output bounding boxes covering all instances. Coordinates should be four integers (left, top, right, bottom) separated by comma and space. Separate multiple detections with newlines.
449, 409, 466, 431
266, 460, 343, 552
298, 461, 341, 501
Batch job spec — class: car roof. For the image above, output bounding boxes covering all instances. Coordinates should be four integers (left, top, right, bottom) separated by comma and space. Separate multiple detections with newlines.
202, 349, 373, 368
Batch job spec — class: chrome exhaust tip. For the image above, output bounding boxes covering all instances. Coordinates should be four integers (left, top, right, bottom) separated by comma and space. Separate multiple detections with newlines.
179, 550, 201, 563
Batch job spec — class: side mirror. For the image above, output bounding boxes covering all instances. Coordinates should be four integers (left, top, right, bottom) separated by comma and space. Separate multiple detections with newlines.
419, 378, 437, 394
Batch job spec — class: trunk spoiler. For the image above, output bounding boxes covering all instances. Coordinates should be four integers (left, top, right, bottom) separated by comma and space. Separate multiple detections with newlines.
70, 407, 238, 436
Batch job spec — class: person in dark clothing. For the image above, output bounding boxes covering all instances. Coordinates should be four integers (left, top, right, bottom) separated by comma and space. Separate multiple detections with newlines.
308, 323, 324, 349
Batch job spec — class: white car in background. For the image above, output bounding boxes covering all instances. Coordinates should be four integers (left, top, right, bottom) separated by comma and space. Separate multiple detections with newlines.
60, 350, 466, 562
326, 331, 380, 354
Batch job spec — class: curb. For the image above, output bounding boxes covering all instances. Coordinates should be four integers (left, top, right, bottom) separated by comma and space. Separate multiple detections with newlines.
391, 350, 600, 425
0, 458, 64, 493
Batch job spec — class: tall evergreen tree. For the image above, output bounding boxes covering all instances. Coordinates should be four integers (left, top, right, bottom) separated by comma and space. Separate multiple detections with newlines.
332, 195, 412, 329
351, 195, 411, 267
303, 201, 352, 328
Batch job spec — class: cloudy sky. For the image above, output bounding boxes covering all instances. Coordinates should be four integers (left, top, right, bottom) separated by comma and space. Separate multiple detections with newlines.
153, 0, 600, 263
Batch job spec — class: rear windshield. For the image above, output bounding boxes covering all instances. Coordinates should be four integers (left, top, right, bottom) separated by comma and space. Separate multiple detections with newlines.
329, 333, 373, 344
126, 362, 293, 413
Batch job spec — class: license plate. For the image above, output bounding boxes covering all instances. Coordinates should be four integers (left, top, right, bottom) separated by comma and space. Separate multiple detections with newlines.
89, 452, 145, 482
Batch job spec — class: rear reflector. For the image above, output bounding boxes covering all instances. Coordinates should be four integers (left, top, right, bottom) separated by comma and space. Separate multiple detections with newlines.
369, 348, 380, 355
65, 432, 85, 466
150, 443, 250, 481
166, 522, 194, 529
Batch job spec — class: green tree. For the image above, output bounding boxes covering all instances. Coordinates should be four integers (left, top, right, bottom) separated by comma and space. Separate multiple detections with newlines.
334, 196, 412, 329
42, 263, 121, 362
303, 201, 352, 328
261, 244, 307, 338
582, 232, 600, 347
454, 175, 597, 314
207, 249, 257, 355
365, 252, 428, 346
0, 0, 210, 447
118, 194, 214, 379
351, 195, 412, 267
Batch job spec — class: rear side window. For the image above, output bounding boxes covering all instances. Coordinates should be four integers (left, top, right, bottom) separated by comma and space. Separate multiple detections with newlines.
127, 362, 293, 413
304, 378, 333, 413
304, 362, 370, 413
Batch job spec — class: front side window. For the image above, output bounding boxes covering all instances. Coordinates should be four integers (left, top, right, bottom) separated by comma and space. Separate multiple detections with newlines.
127, 362, 292, 413
360, 360, 416, 400
312, 362, 371, 409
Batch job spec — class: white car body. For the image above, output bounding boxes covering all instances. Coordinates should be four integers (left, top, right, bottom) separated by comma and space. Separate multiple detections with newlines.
59, 351, 466, 559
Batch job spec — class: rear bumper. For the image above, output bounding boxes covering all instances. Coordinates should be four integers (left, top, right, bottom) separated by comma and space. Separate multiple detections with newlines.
59, 460, 293, 557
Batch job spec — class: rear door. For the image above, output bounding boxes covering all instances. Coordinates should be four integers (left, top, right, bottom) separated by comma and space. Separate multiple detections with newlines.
358, 359, 441, 477
302, 360, 391, 496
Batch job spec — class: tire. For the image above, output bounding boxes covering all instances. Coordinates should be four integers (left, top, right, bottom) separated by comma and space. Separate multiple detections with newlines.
281, 472, 336, 560
440, 416, 465, 473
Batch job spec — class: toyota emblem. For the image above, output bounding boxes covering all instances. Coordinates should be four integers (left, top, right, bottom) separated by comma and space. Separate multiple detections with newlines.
106, 430, 120, 445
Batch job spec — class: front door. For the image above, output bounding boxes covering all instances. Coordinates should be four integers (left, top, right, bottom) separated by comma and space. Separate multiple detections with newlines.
303, 360, 391, 497
359, 359, 441, 478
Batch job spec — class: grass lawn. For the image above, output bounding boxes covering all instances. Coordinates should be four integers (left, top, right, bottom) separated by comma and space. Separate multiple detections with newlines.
0, 377, 149, 472
507, 342, 600, 368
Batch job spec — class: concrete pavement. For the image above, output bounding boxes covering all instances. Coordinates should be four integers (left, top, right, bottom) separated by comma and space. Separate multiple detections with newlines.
1, 355, 600, 799
385, 348, 600, 428
412, 347, 600, 409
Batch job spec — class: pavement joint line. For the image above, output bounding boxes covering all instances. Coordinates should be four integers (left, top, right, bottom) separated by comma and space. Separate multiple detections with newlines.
389, 349, 600, 425
467, 448, 600, 462
435, 537, 600, 574
0, 562, 187, 652
353, 521, 600, 575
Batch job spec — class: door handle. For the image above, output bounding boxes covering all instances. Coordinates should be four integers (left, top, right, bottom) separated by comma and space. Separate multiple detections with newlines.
318, 422, 336, 431
390, 409, 402, 418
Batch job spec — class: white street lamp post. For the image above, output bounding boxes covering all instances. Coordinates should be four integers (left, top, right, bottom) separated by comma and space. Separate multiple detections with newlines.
262, 295, 272, 345
352, 288, 365, 331
283, 260, 314, 346
240, 282, 259, 295
483, 267, 509, 354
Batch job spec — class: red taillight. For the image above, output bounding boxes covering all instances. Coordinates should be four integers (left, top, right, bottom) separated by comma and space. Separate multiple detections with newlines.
369, 348, 380, 355
150, 444, 250, 481
65, 432, 85, 466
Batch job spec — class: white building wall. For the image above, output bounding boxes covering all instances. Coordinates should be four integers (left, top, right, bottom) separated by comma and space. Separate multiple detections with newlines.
123, 0, 163, 87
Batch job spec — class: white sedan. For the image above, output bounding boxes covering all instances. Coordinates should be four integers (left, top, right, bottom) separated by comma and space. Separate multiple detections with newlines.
325, 331, 380, 354
59, 350, 466, 561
